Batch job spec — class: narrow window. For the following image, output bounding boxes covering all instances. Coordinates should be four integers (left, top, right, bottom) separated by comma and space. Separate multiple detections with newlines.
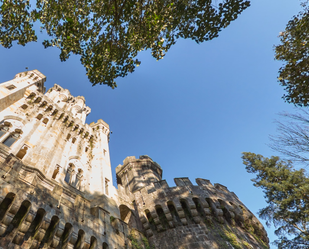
52, 166, 60, 180
74, 229, 85, 249
72, 138, 76, 144
16, 146, 28, 160
39, 101, 47, 108
34, 97, 42, 103
85, 147, 88, 152
58, 113, 64, 120
0, 125, 9, 138
65, 164, 74, 184
105, 179, 109, 195
45, 105, 53, 112
89, 237, 97, 249
51, 110, 58, 116
66, 134, 71, 140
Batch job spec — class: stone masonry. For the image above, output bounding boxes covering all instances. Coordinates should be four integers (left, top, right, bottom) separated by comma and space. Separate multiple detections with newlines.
0, 70, 269, 249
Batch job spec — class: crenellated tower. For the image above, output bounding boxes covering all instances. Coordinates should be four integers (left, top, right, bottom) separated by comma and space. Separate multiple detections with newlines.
116, 155, 162, 194
116, 156, 269, 249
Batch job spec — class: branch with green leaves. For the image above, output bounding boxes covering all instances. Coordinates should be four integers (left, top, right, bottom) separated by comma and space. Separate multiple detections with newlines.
0, 0, 250, 88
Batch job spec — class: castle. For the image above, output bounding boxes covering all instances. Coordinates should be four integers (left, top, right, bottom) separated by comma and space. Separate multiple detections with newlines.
0, 70, 269, 249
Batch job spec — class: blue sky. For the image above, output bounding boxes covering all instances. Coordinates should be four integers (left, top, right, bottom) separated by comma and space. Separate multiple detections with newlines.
0, 0, 303, 247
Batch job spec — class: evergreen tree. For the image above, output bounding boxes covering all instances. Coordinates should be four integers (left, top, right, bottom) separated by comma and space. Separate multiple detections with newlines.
242, 152, 309, 248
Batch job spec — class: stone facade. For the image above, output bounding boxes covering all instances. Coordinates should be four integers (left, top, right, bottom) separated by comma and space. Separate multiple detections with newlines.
0, 70, 269, 249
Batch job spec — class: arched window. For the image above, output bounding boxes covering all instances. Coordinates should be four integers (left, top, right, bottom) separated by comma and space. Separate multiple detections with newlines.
65, 163, 75, 184
0, 122, 11, 138
3, 130, 22, 147
103, 242, 109, 249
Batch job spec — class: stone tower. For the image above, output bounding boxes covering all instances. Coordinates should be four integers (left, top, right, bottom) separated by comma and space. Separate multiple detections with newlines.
0, 70, 270, 249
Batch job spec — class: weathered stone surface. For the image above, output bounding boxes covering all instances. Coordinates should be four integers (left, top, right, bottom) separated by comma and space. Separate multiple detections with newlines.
0, 71, 269, 249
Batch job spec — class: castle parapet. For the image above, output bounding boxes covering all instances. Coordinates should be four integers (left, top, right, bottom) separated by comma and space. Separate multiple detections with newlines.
115, 156, 269, 249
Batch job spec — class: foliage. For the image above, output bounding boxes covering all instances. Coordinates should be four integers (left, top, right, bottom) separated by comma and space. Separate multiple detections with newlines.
269, 109, 309, 165
128, 232, 153, 249
242, 152, 309, 248
275, 2, 309, 106
0, 0, 250, 88
110, 215, 115, 222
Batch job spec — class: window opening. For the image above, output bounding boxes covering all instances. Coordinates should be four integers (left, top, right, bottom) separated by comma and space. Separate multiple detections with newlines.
21, 104, 28, 110
52, 166, 60, 179
6, 85, 16, 90
36, 114, 43, 120
105, 178, 109, 195
42, 118, 49, 124
0, 125, 9, 138
16, 146, 28, 160
3, 132, 20, 147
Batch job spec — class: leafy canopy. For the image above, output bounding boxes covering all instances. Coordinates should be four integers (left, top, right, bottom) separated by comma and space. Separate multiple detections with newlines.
242, 152, 309, 249
275, 2, 309, 106
0, 0, 250, 88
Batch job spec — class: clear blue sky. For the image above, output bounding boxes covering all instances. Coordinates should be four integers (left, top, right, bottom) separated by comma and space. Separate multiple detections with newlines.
0, 0, 303, 247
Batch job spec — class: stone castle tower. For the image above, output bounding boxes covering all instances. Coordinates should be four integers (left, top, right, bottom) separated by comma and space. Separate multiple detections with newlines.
0, 70, 269, 249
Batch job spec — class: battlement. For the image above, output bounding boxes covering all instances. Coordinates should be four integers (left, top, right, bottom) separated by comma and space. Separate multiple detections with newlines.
116, 156, 269, 248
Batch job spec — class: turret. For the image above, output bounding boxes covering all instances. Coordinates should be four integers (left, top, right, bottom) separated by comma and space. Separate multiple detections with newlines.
116, 155, 162, 193
0, 70, 46, 112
